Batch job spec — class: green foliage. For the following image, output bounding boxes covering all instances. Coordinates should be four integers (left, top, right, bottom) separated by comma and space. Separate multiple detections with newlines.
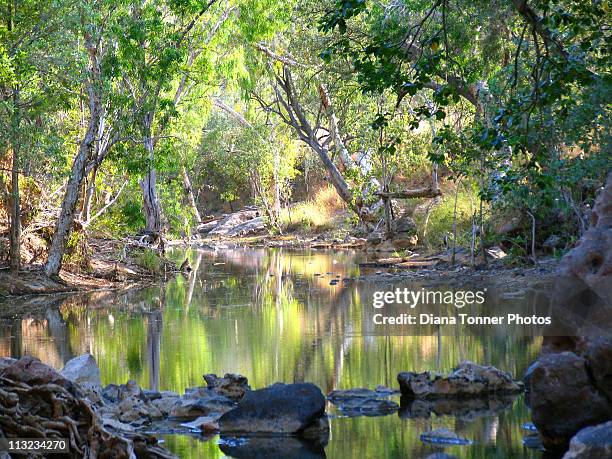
416, 186, 479, 250
134, 248, 164, 275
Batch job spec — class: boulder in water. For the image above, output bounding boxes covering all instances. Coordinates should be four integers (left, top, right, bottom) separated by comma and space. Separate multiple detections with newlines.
562, 421, 612, 459
398, 361, 523, 398
218, 382, 326, 435
528, 351, 611, 451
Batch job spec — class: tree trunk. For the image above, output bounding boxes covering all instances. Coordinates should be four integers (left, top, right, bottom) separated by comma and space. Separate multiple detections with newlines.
45, 33, 102, 278
181, 165, 201, 224
140, 113, 162, 233
45, 109, 99, 277
81, 163, 98, 224
9, 91, 21, 273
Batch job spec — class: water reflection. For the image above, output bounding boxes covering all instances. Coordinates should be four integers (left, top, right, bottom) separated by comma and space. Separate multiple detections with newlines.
0, 247, 543, 458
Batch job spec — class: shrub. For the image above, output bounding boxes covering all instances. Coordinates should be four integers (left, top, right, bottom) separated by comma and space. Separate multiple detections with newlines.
134, 248, 163, 275
415, 185, 480, 250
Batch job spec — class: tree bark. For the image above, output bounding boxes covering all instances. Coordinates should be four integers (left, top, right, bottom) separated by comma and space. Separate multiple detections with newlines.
9, 90, 21, 273
140, 112, 162, 233
181, 165, 201, 224
81, 163, 98, 223
45, 31, 102, 278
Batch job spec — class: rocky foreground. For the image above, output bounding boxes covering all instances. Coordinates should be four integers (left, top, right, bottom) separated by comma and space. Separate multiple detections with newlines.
1, 354, 610, 458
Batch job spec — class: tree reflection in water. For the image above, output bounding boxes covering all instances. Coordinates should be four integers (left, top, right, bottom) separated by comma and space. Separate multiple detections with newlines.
0, 247, 543, 459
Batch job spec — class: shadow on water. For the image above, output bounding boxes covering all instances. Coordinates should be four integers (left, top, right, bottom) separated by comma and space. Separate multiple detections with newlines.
0, 247, 546, 458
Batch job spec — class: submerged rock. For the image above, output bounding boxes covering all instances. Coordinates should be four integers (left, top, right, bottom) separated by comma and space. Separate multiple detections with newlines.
563, 421, 612, 459
219, 382, 326, 435
419, 428, 472, 446
204, 373, 250, 401
398, 361, 523, 398
328, 388, 399, 416
61, 353, 101, 388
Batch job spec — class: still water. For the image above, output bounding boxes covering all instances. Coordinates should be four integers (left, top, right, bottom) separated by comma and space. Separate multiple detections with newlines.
0, 247, 542, 458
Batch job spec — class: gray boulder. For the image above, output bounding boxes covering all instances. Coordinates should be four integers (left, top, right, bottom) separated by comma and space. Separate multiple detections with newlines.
563, 421, 612, 459
219, 382, 326, 435
170, 393, 236, 419
61, 354, 101, 387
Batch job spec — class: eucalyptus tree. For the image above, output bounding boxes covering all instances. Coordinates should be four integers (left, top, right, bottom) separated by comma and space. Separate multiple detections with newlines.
0, 0, 72, 273
45, 0, 124, 277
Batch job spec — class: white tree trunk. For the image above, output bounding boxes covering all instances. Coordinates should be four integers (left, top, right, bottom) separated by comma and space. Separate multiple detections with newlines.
181, 165, 201, 224
140, 114, 162, 233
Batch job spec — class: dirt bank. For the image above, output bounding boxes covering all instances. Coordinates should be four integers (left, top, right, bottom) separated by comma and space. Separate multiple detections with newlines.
0, 238, 172, 298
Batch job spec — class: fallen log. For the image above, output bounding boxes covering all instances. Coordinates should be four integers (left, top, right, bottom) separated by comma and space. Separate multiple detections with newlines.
375, 188, 442, 199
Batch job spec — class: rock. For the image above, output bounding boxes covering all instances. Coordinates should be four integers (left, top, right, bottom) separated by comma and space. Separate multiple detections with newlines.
169, 393, 235, 419
581, 336, 612, 401
0, 357, 16, 371
197, 219, 220, 234
393, 216, 417, 234
151, 394, 181, 417
180, 415, 221, 432
61, 354, 101, 388
143, 389, 162, 401
398, 361, 523, 398
208, 208, 260, 236
204, 373, 250, 401
118, 397, 151, 423
328, 388, 399, 416
0, 356, 72, 389
391, 233, 419, 249
225, 216, 265, 237
366, 231, 383, 245
219, 382, 326, 435
563, 421, 612, 459
419, 428, 472, 446
529, 352, 612, 450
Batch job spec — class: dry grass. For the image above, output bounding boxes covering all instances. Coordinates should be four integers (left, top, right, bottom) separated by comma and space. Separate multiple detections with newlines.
280, 185, 346, 232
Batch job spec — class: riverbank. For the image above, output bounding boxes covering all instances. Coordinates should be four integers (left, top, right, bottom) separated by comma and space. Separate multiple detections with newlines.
0, 238, 175, 298
2, 225, 561, 298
